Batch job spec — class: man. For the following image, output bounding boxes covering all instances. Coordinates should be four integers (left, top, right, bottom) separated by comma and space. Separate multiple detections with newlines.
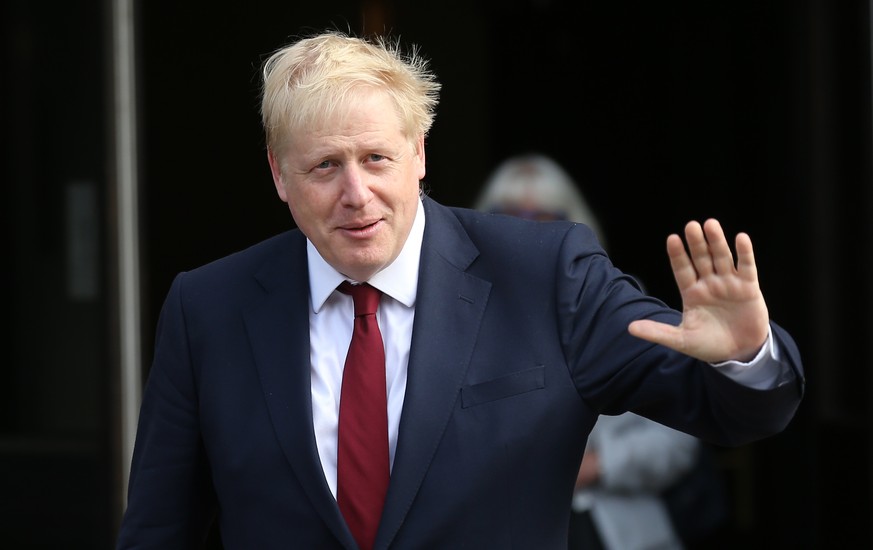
116, 31, 804, 549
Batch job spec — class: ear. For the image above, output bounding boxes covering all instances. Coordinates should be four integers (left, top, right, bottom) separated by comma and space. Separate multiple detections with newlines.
267, 148, 289, 203
415, 135, 426, 180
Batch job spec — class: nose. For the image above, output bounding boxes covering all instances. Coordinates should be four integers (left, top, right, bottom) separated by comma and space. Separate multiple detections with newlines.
340, 164, 374, 207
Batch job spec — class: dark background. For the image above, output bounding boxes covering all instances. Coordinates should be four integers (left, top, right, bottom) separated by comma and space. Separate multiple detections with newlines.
2, 0, 871, 548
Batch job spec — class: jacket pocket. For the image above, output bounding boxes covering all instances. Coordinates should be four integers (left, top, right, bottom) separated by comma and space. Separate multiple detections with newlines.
460, 366, 545, 408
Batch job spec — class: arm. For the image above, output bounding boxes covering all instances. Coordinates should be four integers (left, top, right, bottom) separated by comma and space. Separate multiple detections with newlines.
557, 219, 803, 446
116, 274, 217, 549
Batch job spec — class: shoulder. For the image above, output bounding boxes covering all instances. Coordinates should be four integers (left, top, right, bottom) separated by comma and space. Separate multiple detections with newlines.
423, 194, 602, 254
188, 230, 302, 275
169, 229, 305, 299
421, 196, 614, 298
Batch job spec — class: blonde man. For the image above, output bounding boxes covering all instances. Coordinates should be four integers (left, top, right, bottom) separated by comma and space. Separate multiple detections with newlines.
117, 31, 803, 550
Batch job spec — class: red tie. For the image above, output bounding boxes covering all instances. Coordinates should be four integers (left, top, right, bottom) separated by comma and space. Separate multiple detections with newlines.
336, 281, 389, 550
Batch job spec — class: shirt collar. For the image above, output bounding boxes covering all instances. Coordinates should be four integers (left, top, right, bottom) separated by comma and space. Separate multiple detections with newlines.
308, 198, 424, 313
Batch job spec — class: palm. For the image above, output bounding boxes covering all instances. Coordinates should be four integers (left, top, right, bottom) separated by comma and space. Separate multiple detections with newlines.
628, 219, 769, 363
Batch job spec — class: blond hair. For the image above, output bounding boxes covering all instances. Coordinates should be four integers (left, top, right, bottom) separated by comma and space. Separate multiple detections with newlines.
261, 31, 441, 153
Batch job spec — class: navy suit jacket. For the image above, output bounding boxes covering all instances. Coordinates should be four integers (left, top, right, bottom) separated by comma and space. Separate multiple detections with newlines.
117, 196, 804, 549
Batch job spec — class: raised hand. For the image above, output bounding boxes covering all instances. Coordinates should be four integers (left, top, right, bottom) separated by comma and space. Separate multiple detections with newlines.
628, 219, 770, 363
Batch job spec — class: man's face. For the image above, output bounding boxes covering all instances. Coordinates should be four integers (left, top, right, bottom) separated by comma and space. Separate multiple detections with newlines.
269, 89, 426, 282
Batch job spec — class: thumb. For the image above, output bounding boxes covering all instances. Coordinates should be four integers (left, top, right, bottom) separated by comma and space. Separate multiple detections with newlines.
628, 319, 684, 350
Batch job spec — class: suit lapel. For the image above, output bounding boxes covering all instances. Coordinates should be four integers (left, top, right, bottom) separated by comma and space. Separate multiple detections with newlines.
242, 232, 355, 548
376, 197, 491, 549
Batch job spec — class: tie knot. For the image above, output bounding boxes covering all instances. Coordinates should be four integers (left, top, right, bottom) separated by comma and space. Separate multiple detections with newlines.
339, 281, 382, 317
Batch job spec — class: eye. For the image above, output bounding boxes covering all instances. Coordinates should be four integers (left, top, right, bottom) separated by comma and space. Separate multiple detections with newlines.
367, 153, 386, 163
315, 160, 332, 170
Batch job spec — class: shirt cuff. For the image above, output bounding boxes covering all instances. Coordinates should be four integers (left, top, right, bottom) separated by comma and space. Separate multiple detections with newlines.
709, 327, 788, 389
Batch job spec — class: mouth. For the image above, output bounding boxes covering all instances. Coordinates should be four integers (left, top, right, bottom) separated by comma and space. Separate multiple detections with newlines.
340, 219, 382, 237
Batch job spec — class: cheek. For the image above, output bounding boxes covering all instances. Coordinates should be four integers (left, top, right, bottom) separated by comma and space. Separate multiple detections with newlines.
286, 186, 330, 227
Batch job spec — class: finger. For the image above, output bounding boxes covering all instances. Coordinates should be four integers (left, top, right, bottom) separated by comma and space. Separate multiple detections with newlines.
666, 233, 698, 290
703, 219, 736, 275
628, 319, 684, 351
684, 220, 714, 277
734, 232, 759, 283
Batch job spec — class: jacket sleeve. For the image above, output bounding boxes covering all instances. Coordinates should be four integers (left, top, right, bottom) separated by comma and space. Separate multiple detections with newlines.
116, 272, 218, 549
